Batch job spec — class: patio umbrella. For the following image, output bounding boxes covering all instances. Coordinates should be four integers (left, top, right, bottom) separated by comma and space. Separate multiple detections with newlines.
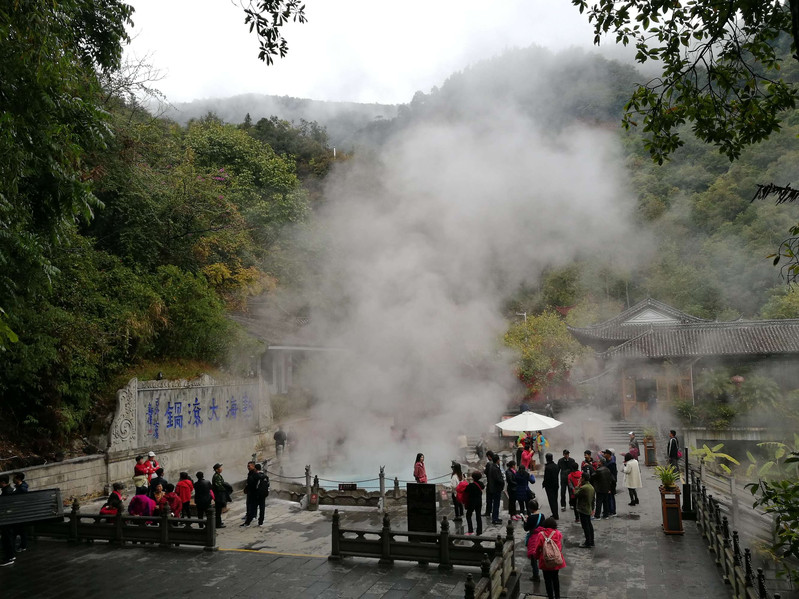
495, 411, 563, 432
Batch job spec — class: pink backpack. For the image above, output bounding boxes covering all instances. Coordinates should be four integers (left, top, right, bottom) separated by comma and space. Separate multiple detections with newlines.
455, 480, 469, 505
541, 532, 564, 568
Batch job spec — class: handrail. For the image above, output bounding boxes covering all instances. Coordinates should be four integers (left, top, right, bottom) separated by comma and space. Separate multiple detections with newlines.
328, 510, 519, 598
689, 469, 793, 599
33, 498, 217, 551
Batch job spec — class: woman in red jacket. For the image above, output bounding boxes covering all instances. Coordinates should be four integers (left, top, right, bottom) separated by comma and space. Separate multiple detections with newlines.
175, 472, 194, 518
528, 517, 566, 599
413, 453, 428, 483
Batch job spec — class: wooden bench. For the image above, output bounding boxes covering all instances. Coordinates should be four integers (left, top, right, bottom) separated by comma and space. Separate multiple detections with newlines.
0, 488, 63, 526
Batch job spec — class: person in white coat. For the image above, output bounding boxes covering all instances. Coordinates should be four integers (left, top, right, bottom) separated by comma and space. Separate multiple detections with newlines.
622, 452, 642, 506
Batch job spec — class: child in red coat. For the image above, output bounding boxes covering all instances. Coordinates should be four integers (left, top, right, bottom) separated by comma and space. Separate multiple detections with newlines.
528, 517, 566, 599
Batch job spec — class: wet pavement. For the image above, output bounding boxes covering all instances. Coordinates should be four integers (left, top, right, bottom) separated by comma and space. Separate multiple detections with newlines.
0, 466, 732, 598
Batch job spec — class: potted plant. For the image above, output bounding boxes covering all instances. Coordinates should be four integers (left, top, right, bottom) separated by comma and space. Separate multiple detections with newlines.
654, 465, 680, 489
655, 465, 684, 534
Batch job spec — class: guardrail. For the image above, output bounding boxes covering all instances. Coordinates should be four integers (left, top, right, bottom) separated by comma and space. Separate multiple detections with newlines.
690, 469, 795, 599
33, 499, 217, 551
328, 510, 519, 598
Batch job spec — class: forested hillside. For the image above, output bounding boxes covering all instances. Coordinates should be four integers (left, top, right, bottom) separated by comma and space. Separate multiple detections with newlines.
2, 3, 798, 462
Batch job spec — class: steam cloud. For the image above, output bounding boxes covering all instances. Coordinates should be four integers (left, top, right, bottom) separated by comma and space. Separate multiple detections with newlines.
282, 106, 642, 481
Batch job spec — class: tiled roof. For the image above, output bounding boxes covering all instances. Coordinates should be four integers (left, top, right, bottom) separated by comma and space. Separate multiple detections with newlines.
567, 298, 708, 344
598, 320, 799, 359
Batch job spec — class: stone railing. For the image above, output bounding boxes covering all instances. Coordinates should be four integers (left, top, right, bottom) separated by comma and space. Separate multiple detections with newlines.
33, 499, 217, 551
329, 511, 519, 598
690, 469, 792, 599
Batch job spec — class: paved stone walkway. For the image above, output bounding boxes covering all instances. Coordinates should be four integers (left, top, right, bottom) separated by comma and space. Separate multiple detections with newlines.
0, 466, 732, 598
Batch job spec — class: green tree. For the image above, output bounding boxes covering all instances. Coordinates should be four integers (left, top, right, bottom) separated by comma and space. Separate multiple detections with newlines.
0, 0, 133, 348
747, 451, 799, 585
503, 311, 583, 397
571, 0, 798, 163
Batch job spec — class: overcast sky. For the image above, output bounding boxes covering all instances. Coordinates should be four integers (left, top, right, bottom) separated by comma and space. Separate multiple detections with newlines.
124, 0, 604, 105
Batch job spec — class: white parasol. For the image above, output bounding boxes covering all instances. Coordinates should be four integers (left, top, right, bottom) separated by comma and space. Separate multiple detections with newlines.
495, 411, 563, 432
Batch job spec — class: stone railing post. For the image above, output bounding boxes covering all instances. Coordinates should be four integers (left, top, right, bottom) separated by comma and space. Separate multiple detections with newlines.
480, 553, 491, 578
756, 568, 767, 599
379, 513, 393, 565
204, 506, 217, 551
733, 531, 742, 567
438, 516, 452, 572
379, 466, 386, 512
113, 509, 124, 545
68, 499, 80, 544
394, 476, 400, 499
159, 508, 171, 547
464, 573, 475, 599
328, 509, 341, 561
744, 548, 754, 587
505, 521, 515, 573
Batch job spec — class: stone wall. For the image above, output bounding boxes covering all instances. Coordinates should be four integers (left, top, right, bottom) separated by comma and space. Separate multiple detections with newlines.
107, 375, 271, 489
0, 455, 106, 500
2, 375, 273, 499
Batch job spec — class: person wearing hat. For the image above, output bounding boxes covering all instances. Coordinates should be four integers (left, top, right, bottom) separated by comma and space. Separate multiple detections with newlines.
211, 463, 228, 528
557, 450, 577, 511
145, 452, 159, 483
628, 432, 640, 459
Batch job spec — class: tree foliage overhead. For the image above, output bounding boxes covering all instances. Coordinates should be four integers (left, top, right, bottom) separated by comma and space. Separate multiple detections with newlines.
571, 0, 799, 163
239, 0, 307, 64
0, 0, 133, 348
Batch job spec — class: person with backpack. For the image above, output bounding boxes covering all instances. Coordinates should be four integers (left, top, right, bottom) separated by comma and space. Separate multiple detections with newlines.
450, 462, 465, 522
567, 463, 582, 523
530, 517, 566, 599
464, 471, 485, 536
523, 499, 546, 582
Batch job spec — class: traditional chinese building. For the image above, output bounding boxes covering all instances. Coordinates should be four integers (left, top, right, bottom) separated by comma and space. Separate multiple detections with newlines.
567, 299, 799, 419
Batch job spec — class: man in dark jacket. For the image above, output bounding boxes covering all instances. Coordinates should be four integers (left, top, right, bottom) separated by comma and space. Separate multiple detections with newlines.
254, 463, 269, 526
211, 463, 228, 528
504, 461, 519, 521
242, 461, 258, 526
483, 450, 495, 517
542, 453, 560, 519
557, 450, 577, 510
602, 449, 618, 517
667, 430, 680, 469
274, 427, 287, 456
591, 460, 613, 519
486, 453, 505, 525
193, 471, 213, 524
